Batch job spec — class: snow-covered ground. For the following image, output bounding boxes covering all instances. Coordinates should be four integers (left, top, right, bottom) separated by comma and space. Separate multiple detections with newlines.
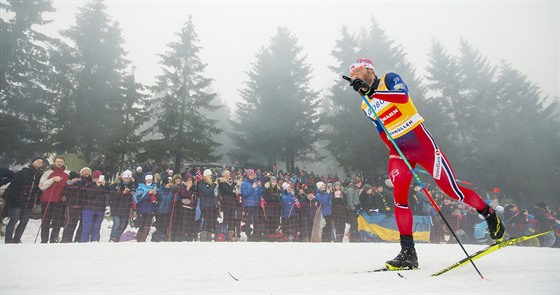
1, 221, 559, 294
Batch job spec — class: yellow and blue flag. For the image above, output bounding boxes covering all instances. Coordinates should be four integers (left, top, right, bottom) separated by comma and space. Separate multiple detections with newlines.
357, 212, 432, 242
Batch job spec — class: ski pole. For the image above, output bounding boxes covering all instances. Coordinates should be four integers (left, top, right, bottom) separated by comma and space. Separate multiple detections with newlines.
34, 179, 59, 244
342, 75, 485, 279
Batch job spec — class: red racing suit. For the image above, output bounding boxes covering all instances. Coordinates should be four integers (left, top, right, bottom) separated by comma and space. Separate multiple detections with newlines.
361, 73, 487, 235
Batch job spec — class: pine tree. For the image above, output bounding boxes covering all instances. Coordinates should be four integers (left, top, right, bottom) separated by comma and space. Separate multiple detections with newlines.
231, 27, 320, 172
323, 26, 378, 177
484, 62, 559, 204
0, 0, 55, 164
423, 39, 464, 156
50, 0, 129, 162
452, 39, 498, 179
105, 71, 150, 170
201, 94, 233, 164
149, 16, 221, 171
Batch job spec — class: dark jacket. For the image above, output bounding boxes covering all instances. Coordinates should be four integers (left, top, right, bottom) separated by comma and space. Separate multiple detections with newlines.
176, 183, 197, 210
108, 178, 136, 217
263, 184, 281, 204
359, 191, 376, 212
373, 191, 392, 214
332, 196, 347, 220
197, 180, 216, 210
155, 185, 177, 214
65, 176, 92, 207
0, 166, 15, 186
299, 196, 319, 223
533, 206, 556, 231
217, 179, 235, 199
82, 182, 108, 212
4, 165, 43, 208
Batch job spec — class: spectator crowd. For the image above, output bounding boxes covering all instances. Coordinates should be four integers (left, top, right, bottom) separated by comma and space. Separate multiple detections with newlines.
1, 155, 559, 247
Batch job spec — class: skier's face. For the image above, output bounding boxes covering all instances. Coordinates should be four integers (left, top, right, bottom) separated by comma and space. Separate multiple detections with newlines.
352, 67, 375, 85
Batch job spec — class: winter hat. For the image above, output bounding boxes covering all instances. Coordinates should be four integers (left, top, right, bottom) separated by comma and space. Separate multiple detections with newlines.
270, 176, 277, 182
184, 172, 193, 180
203, 169, 212, 177
122, 170, 132, 178
80, 167, 92, 175
305, 188, 315, 195
31, 156, 43, 163
145, 174, 153, 181
495, 206, 504, 214
92, 170, 103, 180
362, 184, 372, 193
316, 182, 325, 190
282, 182, 290, 190
334, 181, 341, 187
136, 166, 143, 172
350, 58, 375, 76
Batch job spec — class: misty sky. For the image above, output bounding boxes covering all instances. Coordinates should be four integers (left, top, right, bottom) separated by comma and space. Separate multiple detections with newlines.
41, 1, 559, 109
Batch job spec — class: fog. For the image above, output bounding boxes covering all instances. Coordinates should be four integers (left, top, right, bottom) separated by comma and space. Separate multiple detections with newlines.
43, 1, 559, 109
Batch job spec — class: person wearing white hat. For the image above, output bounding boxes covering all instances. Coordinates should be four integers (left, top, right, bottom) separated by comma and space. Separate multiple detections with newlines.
280, 181, 298, 241
314, 181, 333, 242
134, 166, 143, 182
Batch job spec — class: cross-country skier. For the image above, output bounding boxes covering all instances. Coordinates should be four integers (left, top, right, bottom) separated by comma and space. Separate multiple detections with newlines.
346, 58, 505, 270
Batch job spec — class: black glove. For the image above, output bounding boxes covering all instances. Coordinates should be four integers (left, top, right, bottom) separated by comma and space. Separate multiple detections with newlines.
350, 79, 375, 97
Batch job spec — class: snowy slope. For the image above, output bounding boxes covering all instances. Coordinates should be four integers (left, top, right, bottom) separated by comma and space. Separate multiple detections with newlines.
2, 237, 559, 294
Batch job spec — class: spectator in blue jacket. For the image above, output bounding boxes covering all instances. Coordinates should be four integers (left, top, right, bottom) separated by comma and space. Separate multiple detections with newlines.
315, 182, 334, 242
281, 182, 299, 241
152, 180, 177, 242
241, 169, 263, 241
133, 174, 157, 242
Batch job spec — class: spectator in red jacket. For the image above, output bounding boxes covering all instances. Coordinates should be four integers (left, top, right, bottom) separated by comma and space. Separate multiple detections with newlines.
39, 156, 71, 243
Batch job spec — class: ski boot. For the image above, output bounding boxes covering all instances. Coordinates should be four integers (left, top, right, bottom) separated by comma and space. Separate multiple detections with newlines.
385, 235, 418, 270
479, 206, 505, 242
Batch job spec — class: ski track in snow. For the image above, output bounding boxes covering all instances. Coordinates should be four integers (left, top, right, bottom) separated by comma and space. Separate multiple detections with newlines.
1, 221, 559, 294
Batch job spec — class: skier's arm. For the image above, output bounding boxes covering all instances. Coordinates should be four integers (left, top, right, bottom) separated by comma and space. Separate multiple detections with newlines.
370, 73, 409, 104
